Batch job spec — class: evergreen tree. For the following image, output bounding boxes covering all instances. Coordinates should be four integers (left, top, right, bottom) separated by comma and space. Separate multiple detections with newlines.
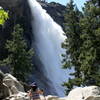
62, 0, 100, 94
0, 24, 34, 81
79, 0, 100, 86
62, 0, 83, 94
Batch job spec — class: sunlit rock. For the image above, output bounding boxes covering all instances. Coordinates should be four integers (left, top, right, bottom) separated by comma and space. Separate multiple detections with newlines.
67, 86, 100, 100
4, 74, 24, 94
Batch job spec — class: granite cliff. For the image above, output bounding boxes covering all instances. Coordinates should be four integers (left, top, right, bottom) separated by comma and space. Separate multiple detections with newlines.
39, 1, 65, 27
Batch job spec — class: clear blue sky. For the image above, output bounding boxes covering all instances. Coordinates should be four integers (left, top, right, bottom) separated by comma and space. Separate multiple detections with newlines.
48, 0, 87, 10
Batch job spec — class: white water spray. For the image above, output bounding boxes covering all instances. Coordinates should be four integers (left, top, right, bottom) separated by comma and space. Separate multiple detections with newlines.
28, 0, 69, 96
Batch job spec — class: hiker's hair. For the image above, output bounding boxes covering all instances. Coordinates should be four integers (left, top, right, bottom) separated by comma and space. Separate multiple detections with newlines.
32, 86, 38, 91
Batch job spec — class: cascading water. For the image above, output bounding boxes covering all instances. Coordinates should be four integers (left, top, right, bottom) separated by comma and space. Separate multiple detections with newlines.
28, 0, 69, 96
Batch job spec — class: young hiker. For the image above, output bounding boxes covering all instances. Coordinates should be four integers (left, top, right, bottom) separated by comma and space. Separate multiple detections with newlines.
28, 82, 40, 100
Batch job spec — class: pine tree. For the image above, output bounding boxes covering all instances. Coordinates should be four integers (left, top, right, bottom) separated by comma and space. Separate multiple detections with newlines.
62, 0, 100, 94
62, 0, 83, 94
0, 24, 34, 81
79, 0, 100, 86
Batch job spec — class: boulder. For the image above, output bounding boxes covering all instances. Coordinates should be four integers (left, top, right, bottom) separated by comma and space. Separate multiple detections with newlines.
3, 74, 25, 93
45, 86, 100, 100
0, 71, 30, 100
7, 92, 29, 100
85, 96, 100, 100
45, 95, 59, 100
67, 86, 100, 100
83, 86, 100, 99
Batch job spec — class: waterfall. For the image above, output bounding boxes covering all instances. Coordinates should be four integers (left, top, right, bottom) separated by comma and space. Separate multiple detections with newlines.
28, 0, 69, 96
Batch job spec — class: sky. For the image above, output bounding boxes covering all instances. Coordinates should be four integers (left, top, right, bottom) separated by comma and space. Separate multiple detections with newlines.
48, 0, 86, 10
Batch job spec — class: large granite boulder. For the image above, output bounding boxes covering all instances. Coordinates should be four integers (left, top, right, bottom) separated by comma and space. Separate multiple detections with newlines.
3, 73, 30, 100
0, 71, 30, 100
44, 86, 100, 100
3, 74, 25, 93
67, 86, 100, 100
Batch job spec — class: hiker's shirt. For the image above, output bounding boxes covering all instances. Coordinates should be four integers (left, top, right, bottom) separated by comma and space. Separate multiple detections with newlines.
0, 83, 10, 99
32, 91, 40, 100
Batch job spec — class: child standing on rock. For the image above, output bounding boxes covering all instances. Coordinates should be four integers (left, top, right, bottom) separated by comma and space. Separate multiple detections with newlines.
28, 82, 41, 100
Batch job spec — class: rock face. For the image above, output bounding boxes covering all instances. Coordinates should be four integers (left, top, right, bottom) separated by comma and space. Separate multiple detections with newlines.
67, 86, 100, 100
0, 72, 30, 100
41, 86, 100, 100
39, 1, 65, 27
0, 0, 22, 8
40, 86, 100, 100
4, 74, 25, 93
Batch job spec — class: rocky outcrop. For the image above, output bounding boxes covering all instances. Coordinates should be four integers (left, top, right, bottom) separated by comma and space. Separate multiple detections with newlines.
41, 86, 100, 100
4, 74, 25, 93
66, 86, 100, 100
39, 1, 65, 27
3, 73, 30, 100
0, 0, 22, 8
39, 86, 100, 100
0, 71, 100, 100
8, 92, 29, 100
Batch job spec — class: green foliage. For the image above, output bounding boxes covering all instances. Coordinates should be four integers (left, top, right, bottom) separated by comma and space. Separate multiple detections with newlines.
62, 0, 100, 94
79, 0, 100, 86
62, 0, 83, 94
0, 24, 34, 81
62, 0, 82, 69
0, 8, 9, 25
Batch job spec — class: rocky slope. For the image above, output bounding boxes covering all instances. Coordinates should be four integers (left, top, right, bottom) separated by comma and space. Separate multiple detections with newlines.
0, 71, 100, 100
